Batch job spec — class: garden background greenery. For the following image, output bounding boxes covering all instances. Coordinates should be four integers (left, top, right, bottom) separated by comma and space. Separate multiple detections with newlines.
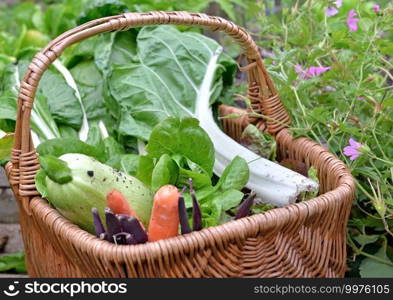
0, 0, 392, 277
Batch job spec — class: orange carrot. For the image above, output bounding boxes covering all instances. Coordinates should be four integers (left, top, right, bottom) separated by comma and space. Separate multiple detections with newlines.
106, 189, 146, 230
106, 190, 137, 216
148, 185, 180, 242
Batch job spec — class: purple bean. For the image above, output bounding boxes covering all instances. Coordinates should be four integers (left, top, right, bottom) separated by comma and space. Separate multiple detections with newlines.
127, 216, 147, 244
234, 191, 256, 220
92, 207, 106, 237
188, 178, 202, 231
105, 208, 122, 242
178, 195, 191, 234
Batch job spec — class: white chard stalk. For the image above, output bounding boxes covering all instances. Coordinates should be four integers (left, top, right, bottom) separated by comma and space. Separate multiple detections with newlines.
195, 47, 319, 207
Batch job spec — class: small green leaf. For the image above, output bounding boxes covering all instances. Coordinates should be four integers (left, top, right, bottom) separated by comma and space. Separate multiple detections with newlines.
151, 154, 178, 192
216, 156, 249, 191
136, 155, 155, 187
177, 167, 211, 189
39, 155, 72, 184
353, 234, 380, 247
213, 189, 244, 212
103, 136, 125, 169
0, 132, 14, 160
35, 169, 48, 198
241, 124, 276, 159
0, 252, 26, 273
37, 138, 106, 162
120, 154, 140, 176
359, 246, 393, 278
146, 117, 215, 176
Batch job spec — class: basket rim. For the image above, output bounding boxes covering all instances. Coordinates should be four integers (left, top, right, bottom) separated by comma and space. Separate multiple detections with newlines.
9, 132, 355, 265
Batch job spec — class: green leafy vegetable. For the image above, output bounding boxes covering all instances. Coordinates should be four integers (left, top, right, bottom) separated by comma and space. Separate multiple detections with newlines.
35, 169, 48, 198
146, 117, 215, 176
241, 124, 276, 160
213, 189, 244, 214
18, 60, 83, 129
40, 153, 153, 232
136, 155, 155, 187
103, 136, 125, 168
359, 240, 393, 278
151, 154, 178, 192
77, 0, 129, 25
353, 234, 380, 247
108, 26, 235, 142
119, 154, 139, 176
216, 156, 249, 191
39, 155, 73, 184
177, 167, 211, 189
69, 61, 107, 120
0, 252, 26, 273
37, 138, 106, 162
0, 130, 14, 160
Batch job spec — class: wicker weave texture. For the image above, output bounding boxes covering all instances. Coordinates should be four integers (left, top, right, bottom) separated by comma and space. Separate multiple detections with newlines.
6, 11, 355, 278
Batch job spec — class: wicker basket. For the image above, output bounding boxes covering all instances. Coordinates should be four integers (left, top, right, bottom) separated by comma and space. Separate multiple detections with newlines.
5, 11, 355, 278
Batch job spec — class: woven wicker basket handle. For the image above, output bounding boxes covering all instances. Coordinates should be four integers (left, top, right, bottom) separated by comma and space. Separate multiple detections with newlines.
11, 11, 290, 199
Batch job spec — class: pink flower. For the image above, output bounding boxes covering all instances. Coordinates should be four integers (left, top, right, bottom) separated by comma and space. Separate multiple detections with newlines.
357, 96, 365, 101
343, 138, 362, 160
372, 5, 380, 13
307, 66, 331, 77
347, 10, 360, 32
326, 6, 339, 17
295, 65, 331, 79
325, 0, 342, 17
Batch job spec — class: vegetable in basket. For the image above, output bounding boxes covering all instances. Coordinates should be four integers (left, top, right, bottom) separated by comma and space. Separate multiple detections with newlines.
93, 207, 148, 245
36, 153, 153, 233
93, 179, 240, 245
106, 26, 319, 207
148, 185, 180, 242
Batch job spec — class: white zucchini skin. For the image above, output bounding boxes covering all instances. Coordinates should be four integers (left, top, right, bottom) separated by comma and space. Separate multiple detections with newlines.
45, 154, 153, 233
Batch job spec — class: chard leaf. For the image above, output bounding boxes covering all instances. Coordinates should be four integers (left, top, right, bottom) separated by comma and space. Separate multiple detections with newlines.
18, 60, 83, 130
58, 125, 78, 139
0, 91, 17, 120
103, 136, 125, 168
77, 0, 129, 25
120, 154, 139, 176
1, 63, 60, 142
69, 60, 107, 120
86, 121, 104, 148
95, 30, 138, 75
108, 25, 236, 142
118, 108, 153, 141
